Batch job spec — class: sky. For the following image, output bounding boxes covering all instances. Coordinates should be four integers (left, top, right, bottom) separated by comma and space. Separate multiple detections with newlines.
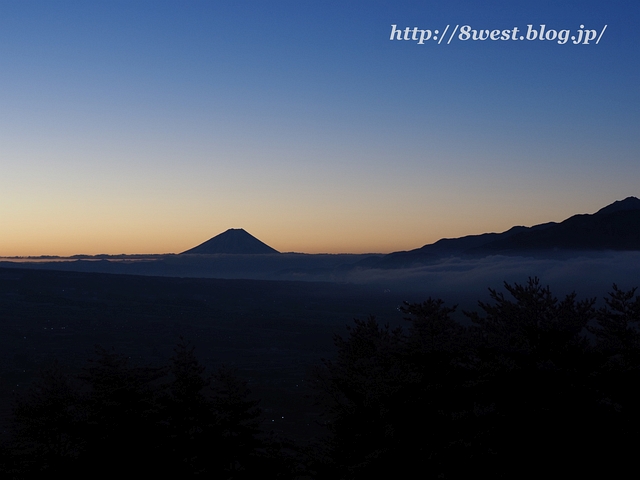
1, 0, 638, 256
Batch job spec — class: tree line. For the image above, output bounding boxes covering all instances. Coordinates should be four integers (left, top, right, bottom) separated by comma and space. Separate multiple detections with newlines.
3, 277, 640, 478
313, 277, 640, 478
2, 339, 293, 477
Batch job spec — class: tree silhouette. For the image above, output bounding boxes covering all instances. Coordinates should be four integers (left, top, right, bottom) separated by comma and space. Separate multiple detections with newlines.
463, 277, 598, 475
8, 279, 640, 477
9, 361, 83, 474
162, 338, 264, 476
314, 309, 473, 478
78, 345, 166, 473
162, 337, 218, 474
210, 365, 262, 477
588, 285, 640, 473
313, 279, 640, 477
591, 284, 640, 355
5, 340, 276, 476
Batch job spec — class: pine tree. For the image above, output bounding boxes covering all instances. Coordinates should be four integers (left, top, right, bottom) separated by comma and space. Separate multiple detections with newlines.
210, 364, 262, 478
10, 361, 83, 474
163, 337, 215, 474
78, 345, 165, 473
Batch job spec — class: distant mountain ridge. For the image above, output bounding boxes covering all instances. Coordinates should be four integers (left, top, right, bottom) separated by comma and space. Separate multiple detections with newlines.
595, 196, 640, 215
182, 228, 279, 255
376, 197, 640, 268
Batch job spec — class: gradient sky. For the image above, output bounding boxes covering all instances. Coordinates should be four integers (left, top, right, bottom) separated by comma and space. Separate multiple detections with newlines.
1, 1, 638, 255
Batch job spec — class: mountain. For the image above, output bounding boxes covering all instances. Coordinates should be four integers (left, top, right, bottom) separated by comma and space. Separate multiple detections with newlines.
375, 197, 640, 267
181, 229, 279, 255
594, 196, 640, 215
472, 196, 640, 254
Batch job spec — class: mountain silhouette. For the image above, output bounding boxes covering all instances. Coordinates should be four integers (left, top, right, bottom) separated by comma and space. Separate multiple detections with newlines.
376, 197, 640, 267
594, 196, 640, 215
473, 196, 640, 254
181, 229, 279, 254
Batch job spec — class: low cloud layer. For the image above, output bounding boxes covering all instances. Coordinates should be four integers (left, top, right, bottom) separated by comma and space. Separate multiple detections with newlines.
335, 252, 640, 306
3, 251, 638, 309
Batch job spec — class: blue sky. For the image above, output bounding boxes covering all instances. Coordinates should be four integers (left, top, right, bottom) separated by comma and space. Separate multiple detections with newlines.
0, 1, 638, 255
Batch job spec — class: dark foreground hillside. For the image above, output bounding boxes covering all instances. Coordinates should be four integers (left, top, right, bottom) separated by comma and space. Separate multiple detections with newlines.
2, 268, 640, 478
0, 267, 404, 446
